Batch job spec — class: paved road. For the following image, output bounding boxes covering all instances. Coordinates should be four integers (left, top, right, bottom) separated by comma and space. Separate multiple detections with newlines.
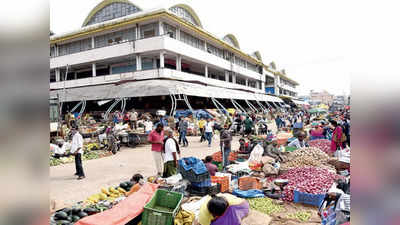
50, 135, 242, 208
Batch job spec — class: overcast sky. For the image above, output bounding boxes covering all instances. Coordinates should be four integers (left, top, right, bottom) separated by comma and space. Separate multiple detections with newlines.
50, 0, 351, 96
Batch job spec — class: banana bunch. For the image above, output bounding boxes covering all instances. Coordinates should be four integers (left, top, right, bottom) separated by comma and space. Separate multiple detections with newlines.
174, 210, 195, 225
85, 187, 127, 204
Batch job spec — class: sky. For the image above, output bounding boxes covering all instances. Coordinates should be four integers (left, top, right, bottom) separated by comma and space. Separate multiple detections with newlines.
50, 0, 351, 96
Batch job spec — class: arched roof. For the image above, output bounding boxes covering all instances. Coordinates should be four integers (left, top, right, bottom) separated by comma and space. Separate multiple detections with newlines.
223, 34, 240, 49
168, 4, 203, 28
82, 0, 142, 27
252, 51, 262, 61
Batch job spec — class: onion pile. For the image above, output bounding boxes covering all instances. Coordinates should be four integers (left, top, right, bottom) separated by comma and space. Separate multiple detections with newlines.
308, 139, 331, 154
270, 167, 342, 202
281, 147, 333, 170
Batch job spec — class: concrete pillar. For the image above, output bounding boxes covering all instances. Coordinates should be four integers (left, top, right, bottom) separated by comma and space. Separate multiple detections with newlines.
55, 45, 59, 57
136, 55, 142, 71
245, 78, 249, 86
159, 20, 164, 35
136, 24, 141, 39
204, 41, 207, 51
245, 61, 248, 69
55, 68, 60, 82
232, 74, 236, 84
92, 63, 96, 77
160, 51, 165, 68
205, 65, 208, 78
261, 81, 266, 92
176, 55, 181, 71
91, 36, 95, 49
225, 71, 229, 81
153, 57, 157, 69
74, 72, 77, 80
177, 27, 181, 40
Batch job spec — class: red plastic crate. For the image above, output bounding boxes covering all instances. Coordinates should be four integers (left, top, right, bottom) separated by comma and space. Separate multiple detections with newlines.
238, 177, 262, 191
211, 176, 230, 193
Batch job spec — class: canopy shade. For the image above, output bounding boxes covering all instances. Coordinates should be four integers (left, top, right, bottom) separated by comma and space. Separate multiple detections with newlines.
50, 79, 284, 103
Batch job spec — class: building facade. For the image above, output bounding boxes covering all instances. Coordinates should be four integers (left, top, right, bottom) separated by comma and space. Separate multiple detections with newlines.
50, 0, 299, 108
310, 90, 334, 106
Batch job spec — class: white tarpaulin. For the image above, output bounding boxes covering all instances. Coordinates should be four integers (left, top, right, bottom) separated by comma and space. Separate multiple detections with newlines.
50, 79, 284, 103
292, 99, 309, 105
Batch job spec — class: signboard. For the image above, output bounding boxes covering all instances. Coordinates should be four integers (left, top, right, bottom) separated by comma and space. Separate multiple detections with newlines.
265, 87, 275, 95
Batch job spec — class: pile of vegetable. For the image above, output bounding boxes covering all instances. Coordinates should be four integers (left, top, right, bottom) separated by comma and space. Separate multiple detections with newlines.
212, 151, 238, 162
308, 139, 331, 154
286, 211, 312, 222
50, 150, 111, 167
85, 181, 133, 205
50, 207, 99, 225
280, 147, 333, 170
174, 210, 195, 225
268, 167, 342, 202
248, 198, 283, 215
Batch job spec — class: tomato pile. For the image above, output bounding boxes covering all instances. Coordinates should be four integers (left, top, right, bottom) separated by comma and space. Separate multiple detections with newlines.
212, 151, 238, 162
308, 139, 331, 154
268, 167, 343, 202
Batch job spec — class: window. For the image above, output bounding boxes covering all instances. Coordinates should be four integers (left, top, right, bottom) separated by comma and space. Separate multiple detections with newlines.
94, 28, 135, 48
248, 80, 257, 88
58, 38, 92, 56
169, 7, 199, 26
236, 76, 246, 86
111, 62, 136, 74
234, 56, 246, 68
163, 23, 177, 38
141, 57, 154, 70
50, 46, 56, 57
207, 44, 223, 58
247, 63, 257, 72
180, 31, 204, 50
85, 2, 141, 26
140, 23, 158, 39
50, 70, 56, 82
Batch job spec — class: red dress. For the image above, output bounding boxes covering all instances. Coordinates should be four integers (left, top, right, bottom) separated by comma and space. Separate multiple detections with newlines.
330, 126, 343, 153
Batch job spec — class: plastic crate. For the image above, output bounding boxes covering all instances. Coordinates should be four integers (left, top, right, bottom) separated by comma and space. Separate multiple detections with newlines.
187, 183, 220, 196
142, 189, 183, 225
178, 165, 210, 183
238, 177, 262, 191
211, 176, 229, 193
285, 146, 298, 152
191, 178, 211, 188
293, 190, 326, 207
158, 183, 187, 195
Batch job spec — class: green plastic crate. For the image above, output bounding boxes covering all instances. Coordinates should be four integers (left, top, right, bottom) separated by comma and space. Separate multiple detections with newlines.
142, 189, 183, 225
285, 146, 298, 152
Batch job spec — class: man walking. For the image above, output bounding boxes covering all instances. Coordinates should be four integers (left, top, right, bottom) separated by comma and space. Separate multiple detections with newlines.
198, 117, 206, 142
148, 123, 164, 176
204, 118, 214, 147
178, 117, 189, 147
130, 110, 138, 130
70, 125, 85, 180
220, 123, 232, 170
244, 116, 253, 137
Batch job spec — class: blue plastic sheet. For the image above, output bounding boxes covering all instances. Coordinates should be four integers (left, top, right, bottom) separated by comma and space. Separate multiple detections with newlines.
174, 110, 213, 119
178, 157, 208, 175
232, 189, 265, 198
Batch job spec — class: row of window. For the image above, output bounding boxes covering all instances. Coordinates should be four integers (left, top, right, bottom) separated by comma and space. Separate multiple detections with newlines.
180, 31, 205, 51
86, 2, 141, 26
170, 6, 198, 26
95, 28, 135, 48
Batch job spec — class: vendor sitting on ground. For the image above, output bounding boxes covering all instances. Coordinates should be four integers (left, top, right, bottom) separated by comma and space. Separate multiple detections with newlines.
195, 193, 249, 225
288, 131, 309, 148
204, 156, 218, 176
126, 174, 144, 196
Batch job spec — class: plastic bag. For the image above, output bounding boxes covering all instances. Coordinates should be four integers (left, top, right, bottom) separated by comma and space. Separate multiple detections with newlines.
232, 189, 264, 198
248, 144, 264, 164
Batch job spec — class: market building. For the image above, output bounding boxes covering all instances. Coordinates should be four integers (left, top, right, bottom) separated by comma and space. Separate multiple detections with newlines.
310, 90, 334, 106
50, 0, 305, 115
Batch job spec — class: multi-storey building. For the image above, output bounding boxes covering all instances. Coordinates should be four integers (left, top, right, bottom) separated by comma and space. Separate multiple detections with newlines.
310, 90, 334, 106
264, 63, 299, 98
50, 0, 298, 113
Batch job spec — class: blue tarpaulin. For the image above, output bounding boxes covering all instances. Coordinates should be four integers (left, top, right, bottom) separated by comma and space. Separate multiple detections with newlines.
174, 110, 213, 119
178, 157, 208, 175
232, 189, 265, 198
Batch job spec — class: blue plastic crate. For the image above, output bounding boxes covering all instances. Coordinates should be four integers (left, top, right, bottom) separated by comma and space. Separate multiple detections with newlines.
191, 179, 211, 188
293, 190, 326, 206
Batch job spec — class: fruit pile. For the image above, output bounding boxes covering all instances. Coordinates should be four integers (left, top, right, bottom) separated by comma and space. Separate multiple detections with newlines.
51, 207, 102, 225
308, 139, 331, 154
268, 167, 342, 202
174, 210, 195, 225
85, 182, 133, 204
286, 211, 312, 222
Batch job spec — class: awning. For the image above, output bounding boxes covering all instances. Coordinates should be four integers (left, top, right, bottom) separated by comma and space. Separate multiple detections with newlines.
292, 99, 310, 105
50, 79, 284, 103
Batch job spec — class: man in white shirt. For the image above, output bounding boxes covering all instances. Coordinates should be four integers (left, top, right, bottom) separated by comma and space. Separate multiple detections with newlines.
204, 118, 214, 147
130, 110, 138, 130
70, 126, 85, 180
162, 128, 179, 177
144, 118, 153, 134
